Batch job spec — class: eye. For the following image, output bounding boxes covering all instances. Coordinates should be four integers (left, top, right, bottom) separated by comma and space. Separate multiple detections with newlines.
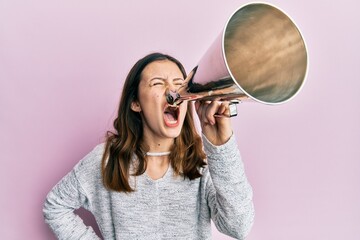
173, 80, 184, 86
151, 81, 164, 86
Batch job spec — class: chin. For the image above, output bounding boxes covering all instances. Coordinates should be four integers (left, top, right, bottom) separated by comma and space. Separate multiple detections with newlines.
165, 127, 182, 138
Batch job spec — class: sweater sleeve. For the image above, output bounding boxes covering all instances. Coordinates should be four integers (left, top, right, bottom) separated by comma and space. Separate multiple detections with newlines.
42, 151, 101, 240
202, 133, 255, 239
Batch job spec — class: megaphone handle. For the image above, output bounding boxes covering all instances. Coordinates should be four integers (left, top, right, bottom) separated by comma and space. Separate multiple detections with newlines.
214, 100, 239, 118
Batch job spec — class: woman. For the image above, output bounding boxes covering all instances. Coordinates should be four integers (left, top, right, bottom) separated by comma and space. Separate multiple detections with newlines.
43, 53, 254, 239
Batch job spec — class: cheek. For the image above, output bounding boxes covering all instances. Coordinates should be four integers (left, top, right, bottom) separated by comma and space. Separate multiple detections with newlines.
152, 93, 162, 104
151, 88, 162, 99
180, 104, 188, 119
140, 90, 161, 103
141, 93, 163, 113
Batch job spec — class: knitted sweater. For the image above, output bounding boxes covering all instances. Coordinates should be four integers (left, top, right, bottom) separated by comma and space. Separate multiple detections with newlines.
43, 134, 254, 239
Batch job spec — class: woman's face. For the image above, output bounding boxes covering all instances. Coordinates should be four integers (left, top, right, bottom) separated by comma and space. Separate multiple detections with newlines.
131, 60, 188, 141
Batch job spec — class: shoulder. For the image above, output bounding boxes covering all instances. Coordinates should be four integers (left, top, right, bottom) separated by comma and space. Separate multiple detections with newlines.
74, 143, 106, 184
77, 143, 105, 167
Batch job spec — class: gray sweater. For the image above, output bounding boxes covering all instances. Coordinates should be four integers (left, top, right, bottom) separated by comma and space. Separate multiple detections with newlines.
43, 134, 254, 239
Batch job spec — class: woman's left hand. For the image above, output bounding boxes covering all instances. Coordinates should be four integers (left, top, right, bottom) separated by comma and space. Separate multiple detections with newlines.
195, 100, 233, 146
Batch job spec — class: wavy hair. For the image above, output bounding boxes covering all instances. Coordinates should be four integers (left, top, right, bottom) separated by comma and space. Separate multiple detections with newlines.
101, 53, 206, 192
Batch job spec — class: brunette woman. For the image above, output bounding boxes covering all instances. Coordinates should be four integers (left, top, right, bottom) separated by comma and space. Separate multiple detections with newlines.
43, 52, 254, 239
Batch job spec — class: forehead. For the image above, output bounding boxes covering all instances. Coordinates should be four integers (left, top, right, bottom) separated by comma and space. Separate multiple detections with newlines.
141, 60, 183, 80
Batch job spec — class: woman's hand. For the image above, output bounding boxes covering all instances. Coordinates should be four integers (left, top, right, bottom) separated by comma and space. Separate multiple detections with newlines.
195, 100, 233, 146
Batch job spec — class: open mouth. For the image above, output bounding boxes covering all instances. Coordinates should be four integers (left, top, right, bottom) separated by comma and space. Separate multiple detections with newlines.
163, 105, 180, 127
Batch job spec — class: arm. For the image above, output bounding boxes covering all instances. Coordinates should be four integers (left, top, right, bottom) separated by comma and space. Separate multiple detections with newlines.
195, 100, 254, 239
203, 133, 254, 239
43, 162, 101, 239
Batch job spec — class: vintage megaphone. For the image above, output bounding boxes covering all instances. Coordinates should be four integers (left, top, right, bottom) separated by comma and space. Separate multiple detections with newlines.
168, 2, 308, 115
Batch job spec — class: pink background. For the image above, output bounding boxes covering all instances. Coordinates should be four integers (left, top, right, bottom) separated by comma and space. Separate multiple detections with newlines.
1, 0, 359, 239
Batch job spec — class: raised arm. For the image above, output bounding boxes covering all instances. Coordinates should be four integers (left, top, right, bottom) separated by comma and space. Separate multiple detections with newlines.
195, 100, 255, 239
202, 133, 254, 239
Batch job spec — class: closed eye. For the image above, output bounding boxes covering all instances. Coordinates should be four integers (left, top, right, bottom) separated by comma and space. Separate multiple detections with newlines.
150, 78, 165, 86
152, 82, 164, 86
173, 79, 184, 86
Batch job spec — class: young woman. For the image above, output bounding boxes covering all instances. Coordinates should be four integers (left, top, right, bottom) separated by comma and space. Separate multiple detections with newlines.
43, 53, 254, 239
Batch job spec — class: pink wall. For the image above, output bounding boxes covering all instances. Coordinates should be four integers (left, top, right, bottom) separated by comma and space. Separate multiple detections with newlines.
1, 0, 359, 239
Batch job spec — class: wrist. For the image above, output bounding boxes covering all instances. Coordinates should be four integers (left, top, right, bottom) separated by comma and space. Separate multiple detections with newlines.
203, 130, 233, 146
202, 131, 235, 150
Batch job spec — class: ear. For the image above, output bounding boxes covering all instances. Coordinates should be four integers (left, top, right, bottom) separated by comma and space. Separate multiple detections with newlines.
131, 101, 142, 112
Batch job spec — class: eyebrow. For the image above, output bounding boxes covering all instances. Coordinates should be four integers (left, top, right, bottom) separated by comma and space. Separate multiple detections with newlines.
149, 77, 165, 82
149, 77, 184, 82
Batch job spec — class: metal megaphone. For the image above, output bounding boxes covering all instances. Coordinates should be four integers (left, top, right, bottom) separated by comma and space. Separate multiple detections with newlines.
168, 2, 308, 116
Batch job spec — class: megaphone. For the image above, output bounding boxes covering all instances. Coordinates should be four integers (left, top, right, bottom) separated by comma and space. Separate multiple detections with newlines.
168, 2, 308, 114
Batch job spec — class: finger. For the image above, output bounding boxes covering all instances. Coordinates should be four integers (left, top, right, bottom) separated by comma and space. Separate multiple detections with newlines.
198, 101, 220, 122
217, 101, 229, 116
201, 101, 213, 125
194, 101, 200, 112
205, 101, 221, 125
195, 101, 208, 125
195, 100, 210, 113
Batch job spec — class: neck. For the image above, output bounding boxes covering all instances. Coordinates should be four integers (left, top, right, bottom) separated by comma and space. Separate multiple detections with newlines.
141, 131, 174, 153
145, 153, 169, 166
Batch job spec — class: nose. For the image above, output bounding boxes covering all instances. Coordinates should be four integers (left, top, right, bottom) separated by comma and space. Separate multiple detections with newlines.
165, 88, 180, 105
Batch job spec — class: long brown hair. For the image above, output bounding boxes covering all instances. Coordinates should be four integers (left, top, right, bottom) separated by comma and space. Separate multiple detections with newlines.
101, 53, 206, 192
